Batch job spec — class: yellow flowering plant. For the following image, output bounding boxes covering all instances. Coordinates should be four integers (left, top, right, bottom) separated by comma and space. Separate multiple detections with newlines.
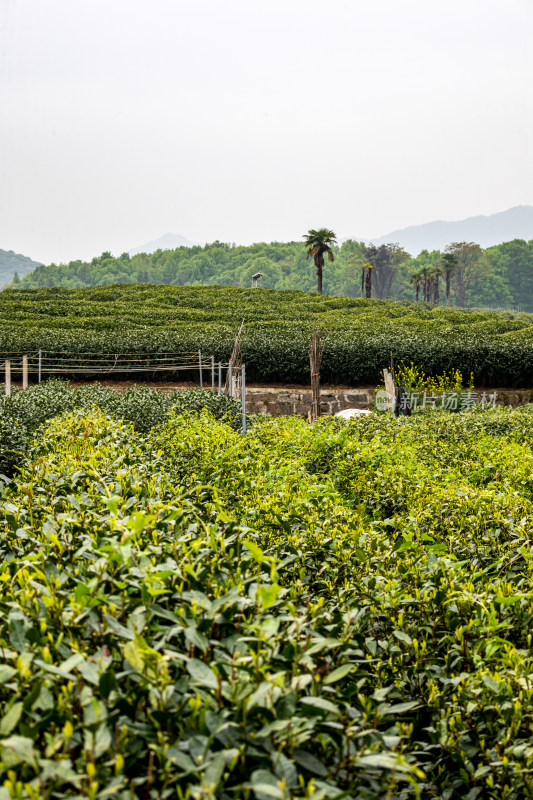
376, 361, 475, 412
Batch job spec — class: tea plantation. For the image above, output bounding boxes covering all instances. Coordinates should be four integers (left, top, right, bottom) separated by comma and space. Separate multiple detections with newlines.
1, 383, 533, 797
2, 285, 533, 385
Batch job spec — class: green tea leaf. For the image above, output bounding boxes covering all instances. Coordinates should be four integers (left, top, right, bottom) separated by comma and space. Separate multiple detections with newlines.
186, 658, 218, 690
0, 703, 22, 736
323, 663, 354, 684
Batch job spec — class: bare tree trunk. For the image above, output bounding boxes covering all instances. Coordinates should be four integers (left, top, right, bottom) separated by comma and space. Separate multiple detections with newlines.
316, 255, 323, 294
434, 275, 440, 305
456, 270, 466, 307
365, 268, 372, 298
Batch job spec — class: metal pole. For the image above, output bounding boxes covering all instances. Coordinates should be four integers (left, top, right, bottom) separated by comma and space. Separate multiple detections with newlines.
218, 363, 222, 395
241, 364, 246, 434
199, 349, 203, 389
211, 355, 215, 395
38, 350, 42, 383
5, 361, 10, 396
22, 355, 28, 390
228, 363, 232, 397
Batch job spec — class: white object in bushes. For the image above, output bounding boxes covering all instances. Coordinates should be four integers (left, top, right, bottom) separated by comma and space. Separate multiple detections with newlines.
335, 408, 372, 419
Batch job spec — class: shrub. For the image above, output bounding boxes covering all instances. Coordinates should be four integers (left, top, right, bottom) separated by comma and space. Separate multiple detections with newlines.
1, 286, 533, 385
0, 413, 27, 475
171, 388, 243, 429
2, 407, 533, 795
114, 385, 172, 432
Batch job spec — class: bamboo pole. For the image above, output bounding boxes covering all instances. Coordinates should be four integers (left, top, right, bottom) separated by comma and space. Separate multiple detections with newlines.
5, 361, 10, 396
241, 364, 247, 434
309, 326, 324, 423
22, 355, 28, 389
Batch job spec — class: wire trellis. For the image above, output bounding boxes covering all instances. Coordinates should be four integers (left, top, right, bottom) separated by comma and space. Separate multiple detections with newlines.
0, 350, 248, 433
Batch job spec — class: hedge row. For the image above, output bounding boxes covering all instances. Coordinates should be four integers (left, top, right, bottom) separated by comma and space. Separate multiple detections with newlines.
1, 285, 533, 385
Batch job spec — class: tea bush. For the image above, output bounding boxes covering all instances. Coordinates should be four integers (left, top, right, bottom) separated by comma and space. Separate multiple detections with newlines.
171, 388, 244, 430
2, 285, 533, 385
0, 382, 243, 469
2, 404, 533, 796
0, 415, 26, 476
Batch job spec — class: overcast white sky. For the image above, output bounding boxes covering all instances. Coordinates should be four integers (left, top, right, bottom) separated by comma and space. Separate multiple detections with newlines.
1, 0, 532, 264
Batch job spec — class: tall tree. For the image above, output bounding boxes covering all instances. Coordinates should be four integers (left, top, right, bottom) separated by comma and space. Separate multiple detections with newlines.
304, 229, 337, 295
355, 243, 410, 299
410, 264, 441, 304
440, 252, 457, 305
444, 242, 483, 307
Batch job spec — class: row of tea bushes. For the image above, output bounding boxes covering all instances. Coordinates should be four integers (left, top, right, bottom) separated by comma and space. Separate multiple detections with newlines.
0, 381, 243, 474
1, 404, 533, 795
1, 286, 533, 384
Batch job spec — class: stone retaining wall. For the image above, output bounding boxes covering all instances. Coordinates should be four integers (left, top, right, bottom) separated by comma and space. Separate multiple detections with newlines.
244, 387, 533, 416
245, 387, 373, 416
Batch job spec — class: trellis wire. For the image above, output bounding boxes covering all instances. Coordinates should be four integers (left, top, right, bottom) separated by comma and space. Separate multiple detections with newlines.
2, 351, 247, 434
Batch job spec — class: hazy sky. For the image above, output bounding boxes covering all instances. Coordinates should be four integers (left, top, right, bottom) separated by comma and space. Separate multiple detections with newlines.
2, 0, 532, 264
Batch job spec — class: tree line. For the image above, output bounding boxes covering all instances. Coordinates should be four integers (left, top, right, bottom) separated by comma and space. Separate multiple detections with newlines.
9, 234, 533, 311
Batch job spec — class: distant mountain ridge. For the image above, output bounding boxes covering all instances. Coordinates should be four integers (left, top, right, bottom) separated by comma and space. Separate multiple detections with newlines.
0, 249, 42, 287
132, 207, 533, 260
5, 206, 533, 284
343, 206, 533, 255
128, 232, 202, 256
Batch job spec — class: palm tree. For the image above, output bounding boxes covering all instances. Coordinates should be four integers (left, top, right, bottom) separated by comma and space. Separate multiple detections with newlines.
410, 265, 442, 304
410, 269, 424, 302
440, 252, 458, 306
304, 228, 337, 295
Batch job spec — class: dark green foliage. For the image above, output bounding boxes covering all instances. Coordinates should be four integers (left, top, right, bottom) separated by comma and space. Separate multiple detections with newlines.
0, 381, 243, 468
171, 387, 243, 429
0, 413, 26, 475
2, 380, 78, 430
114, 385, 172, 432
2, 286, 533, 386
9, 237, 533, 310
2, 406, 533, 795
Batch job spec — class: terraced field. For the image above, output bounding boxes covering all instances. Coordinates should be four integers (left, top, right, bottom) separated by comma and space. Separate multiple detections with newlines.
1, 285, 533, 385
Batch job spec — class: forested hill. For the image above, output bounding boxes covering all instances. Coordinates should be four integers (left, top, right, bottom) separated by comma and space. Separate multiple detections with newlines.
9, 237, 533, 311
0, 249, 42, 287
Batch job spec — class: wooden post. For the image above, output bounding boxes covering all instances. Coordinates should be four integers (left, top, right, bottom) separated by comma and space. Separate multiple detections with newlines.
211, 356, 215, 395
5, 361, 10, 396
228, 363, 233, 397
22, 355, 28, 389
241, 364, 247, 434
309, 326, 324, 423
383, 369, 396, 415
199, 350, 203, 389
38, 350, 42, 383
218, 363, 222, 394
